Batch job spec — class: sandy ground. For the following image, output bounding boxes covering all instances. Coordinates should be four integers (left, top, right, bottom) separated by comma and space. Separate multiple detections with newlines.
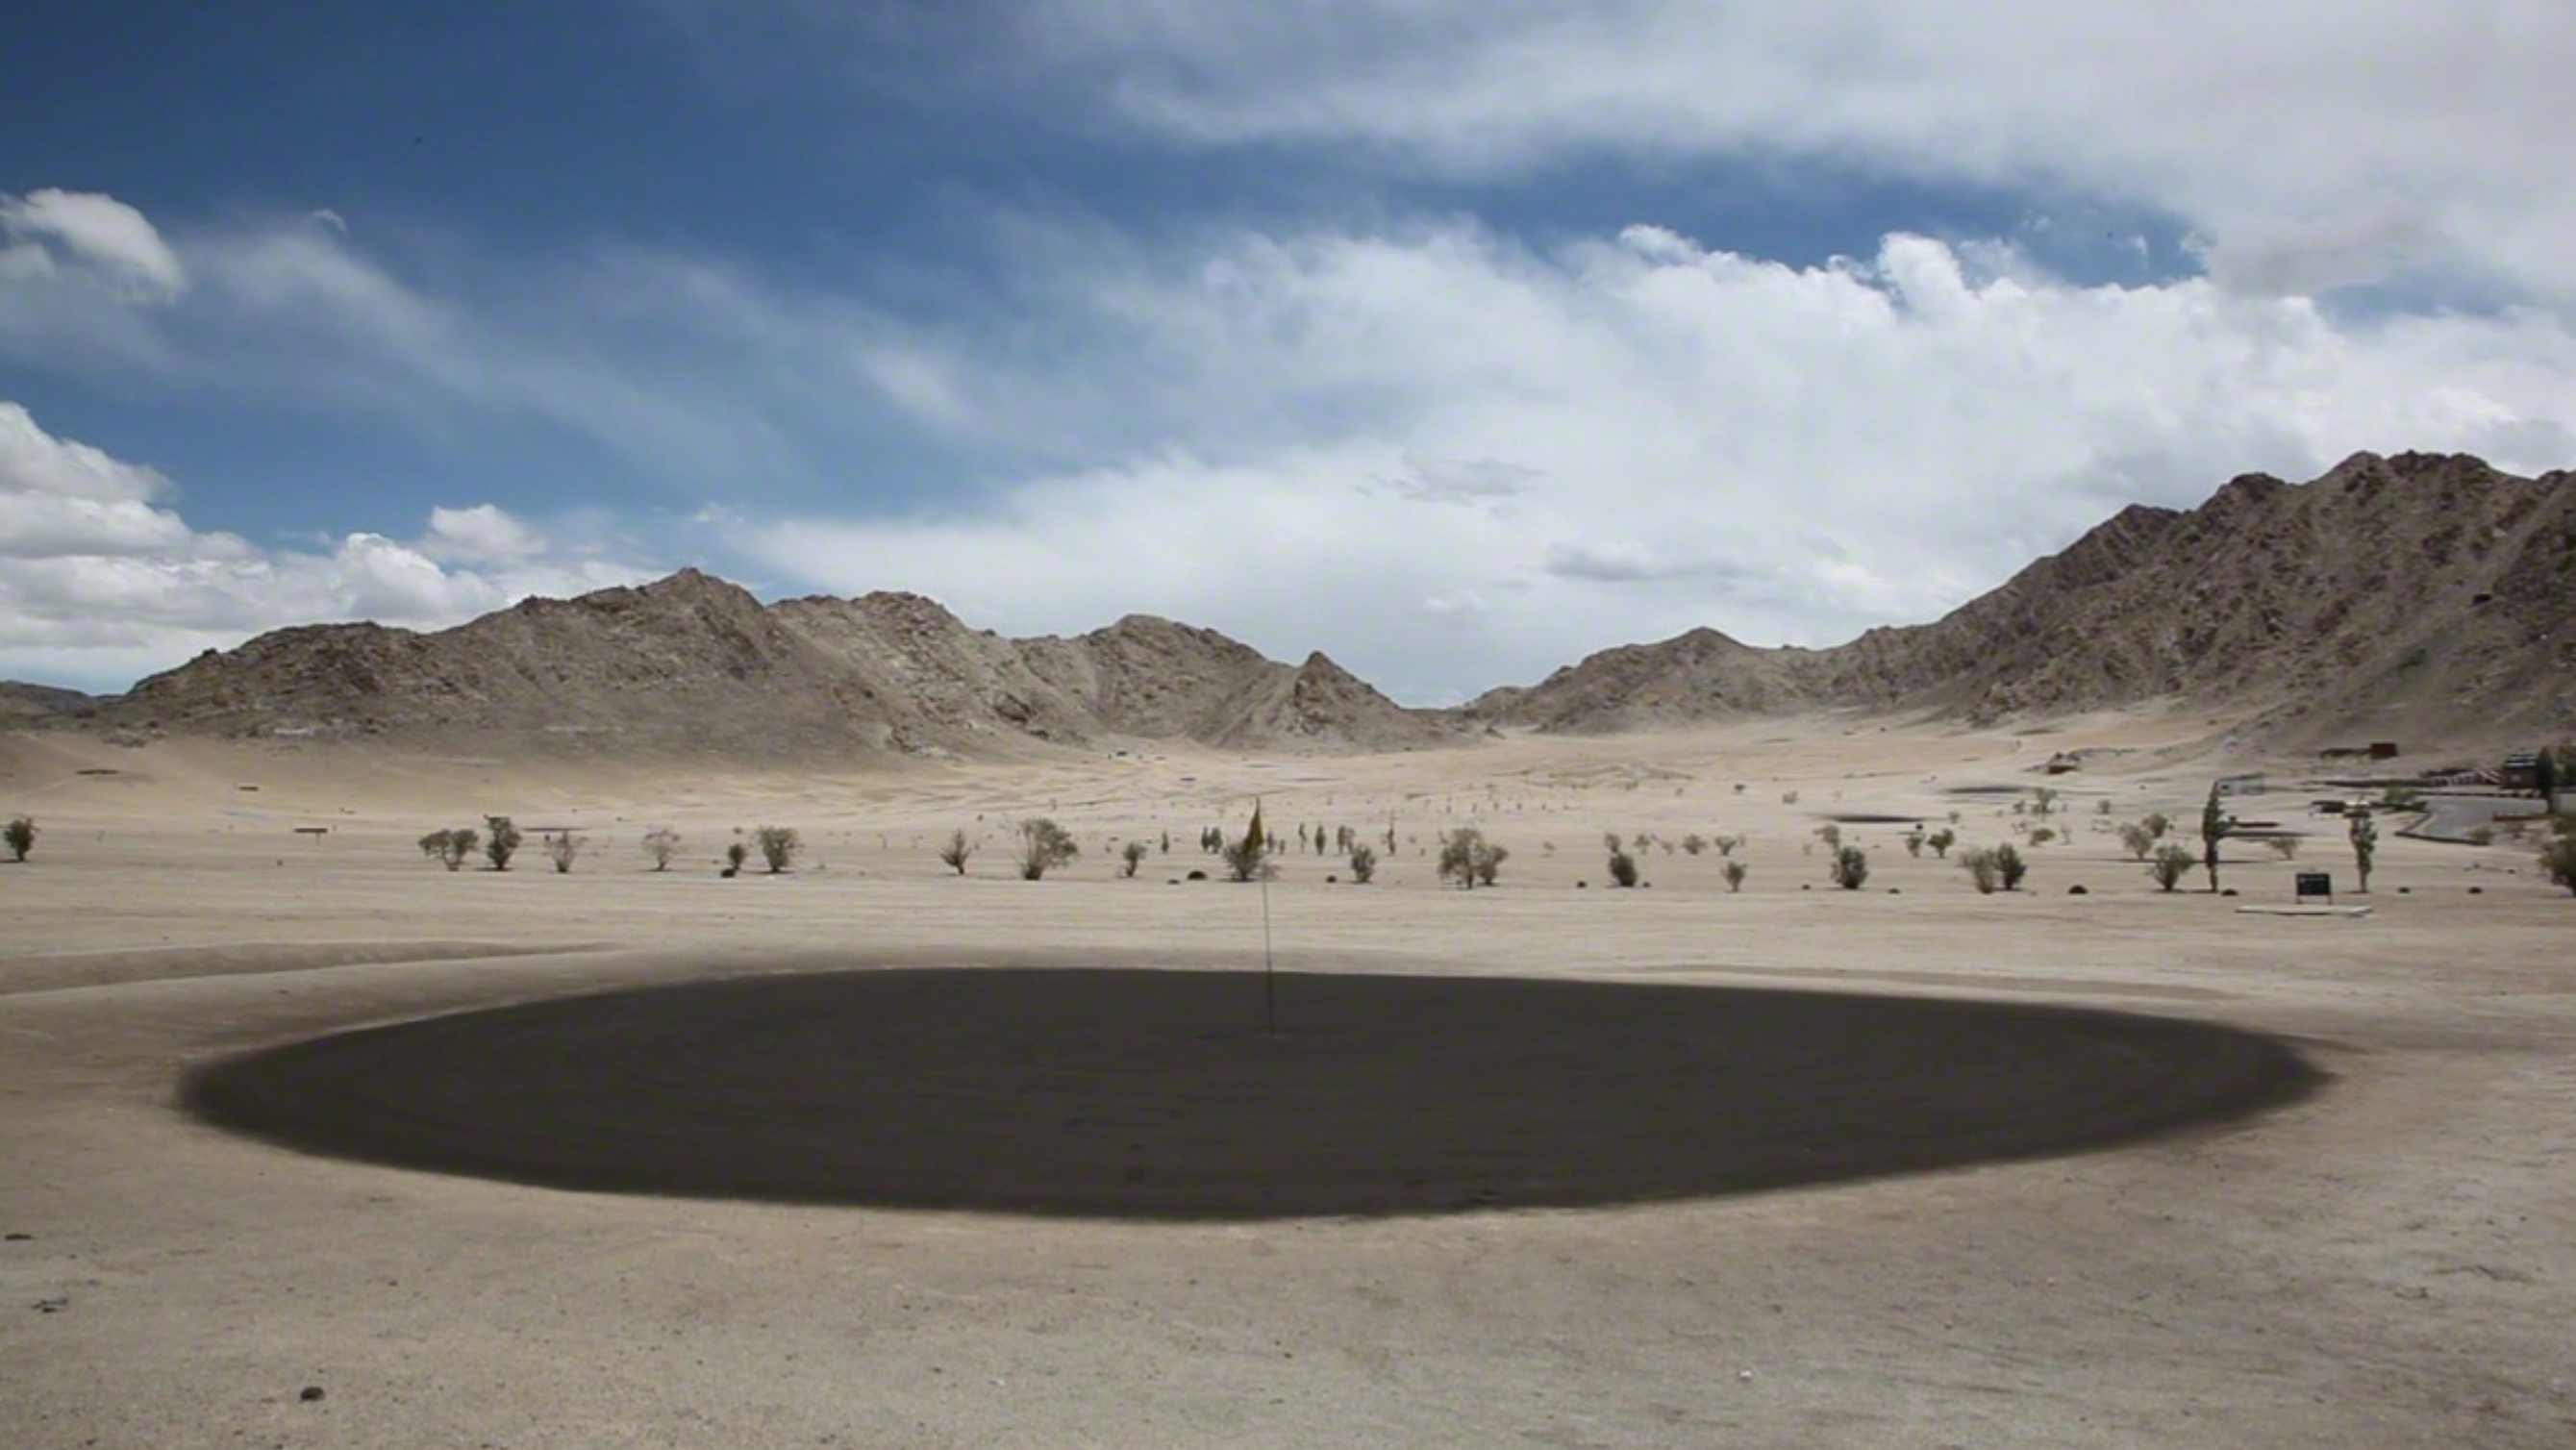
3, 717, 2572, 1448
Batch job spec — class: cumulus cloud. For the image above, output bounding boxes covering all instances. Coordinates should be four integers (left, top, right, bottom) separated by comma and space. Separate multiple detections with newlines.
0, 188, 188, 298
1018, 0, 2576, 303
727, 221, 2576, 701
0, 404, 649, 687
8, 189, 2576, 704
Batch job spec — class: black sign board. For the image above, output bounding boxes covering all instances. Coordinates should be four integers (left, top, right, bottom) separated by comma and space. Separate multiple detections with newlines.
2295, 872, 2333, 900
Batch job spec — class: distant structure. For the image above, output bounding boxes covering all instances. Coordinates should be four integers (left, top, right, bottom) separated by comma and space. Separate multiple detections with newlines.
2215, 773, 2266, 797
2500, 751, 2543, 791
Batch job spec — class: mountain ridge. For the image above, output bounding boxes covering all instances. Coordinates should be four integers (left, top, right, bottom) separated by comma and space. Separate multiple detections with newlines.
12, 451, 2571, 757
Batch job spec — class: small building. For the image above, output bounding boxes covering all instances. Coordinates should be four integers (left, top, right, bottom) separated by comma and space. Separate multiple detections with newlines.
2500, 751, 2543, 790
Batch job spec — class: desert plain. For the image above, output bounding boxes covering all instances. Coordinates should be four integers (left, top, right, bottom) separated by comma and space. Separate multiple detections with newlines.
3, 714, 2571, 1449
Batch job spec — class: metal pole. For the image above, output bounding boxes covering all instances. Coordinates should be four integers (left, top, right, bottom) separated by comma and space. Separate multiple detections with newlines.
1261, 867, 1276, 1035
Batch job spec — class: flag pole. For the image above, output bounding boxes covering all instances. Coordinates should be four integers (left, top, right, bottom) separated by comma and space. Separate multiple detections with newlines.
1261, 862, 1276, 1036
1244, 794, 1275, 1035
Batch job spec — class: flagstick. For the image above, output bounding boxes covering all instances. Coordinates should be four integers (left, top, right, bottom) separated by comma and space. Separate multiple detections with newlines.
1260, 866, 1277, 1036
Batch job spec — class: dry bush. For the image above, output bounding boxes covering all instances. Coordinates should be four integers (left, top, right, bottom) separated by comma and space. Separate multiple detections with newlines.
2148, 843, 2194, 891
1829, 844, 1869, 890
1607, 843, 1640, 888
4, 814, 35, 862
1347, 843, 1378, 884
641, 827, 682, 871
544, 831, 588, 874
1722, 860, 1747, 892
1120, 839, 1149, 878
1015, 818, 1079, 881
755, 825, 802, 874
1995, 843, 2029, 891
1926, 828, 1956, 859
1960, 848, 2001, 894
938, 829, 974, 875
2119, 822, 2157, 861
416, 827, 475, 871
2538, 826, 2576, 897
484, 815, 522, 872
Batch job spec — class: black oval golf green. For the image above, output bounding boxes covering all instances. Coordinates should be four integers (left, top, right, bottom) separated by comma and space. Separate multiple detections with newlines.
184, 968, 2321, 1219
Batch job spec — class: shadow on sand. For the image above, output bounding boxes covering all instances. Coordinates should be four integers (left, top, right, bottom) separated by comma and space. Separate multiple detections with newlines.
185, 968, 2323, 1219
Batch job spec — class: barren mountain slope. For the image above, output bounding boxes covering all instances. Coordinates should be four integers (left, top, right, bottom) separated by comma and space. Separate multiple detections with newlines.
0, 682, 93, 723
768, 592, 1097, 748
1207, 652, 1470, 750
1481, 452, 2574, 743
1464, 628, 1831, 734
100, 570, 897, 756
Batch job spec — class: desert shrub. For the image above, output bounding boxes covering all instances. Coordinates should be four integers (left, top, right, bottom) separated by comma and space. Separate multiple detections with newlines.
2347, 809, 2378, 892
1722, 860, 1747, 892
2464, 825, 2496, 847
1120, 839, 1149, 878
3, 814, 34, 862
1904, 830, 1925, 858
2267, 837, 2301, 861
1713, 834, 1742, 858
1221, 831, 1273, 883
1782, 790, 1800, 804
2538, 831, 2576, 897
1681, 833, 1708, 855
1995, 843, 2029, 891
1959, 848, 2001, 894
1014, 818, 1079, 880
1829, 844, 1869, 890
2141, 812, 2171, 839
484, 815, 522, 872
1814, 823, 1841, 849
543, 831, 587, 874
1438, 828, 1510, 888
2029, 827, 2057, 846
416, 827, 475, 871
938, 829, 975, 875
1927, 828, 1956, 859
723, 840, 748, 876
755, 825, 802, 874
2118, 822, 2157, 861
2034, 787, 2060, 815
641, 827, 682, 871
1607, 843, 1640, 888
2096, 799, 2113, 815
2148, 843, 2194, 891
1348, 843, 1378, 884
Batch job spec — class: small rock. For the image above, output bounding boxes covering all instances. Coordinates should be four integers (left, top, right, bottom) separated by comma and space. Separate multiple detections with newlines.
33, 1297, 67, 1313
2068, 884, 2088, 895
299, 1386, 326, 1403
2, 1233, 30, 1242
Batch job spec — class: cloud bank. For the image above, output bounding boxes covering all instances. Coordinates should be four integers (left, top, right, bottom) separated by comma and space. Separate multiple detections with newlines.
0, 401, 644, 688
5, 174, 2575, 700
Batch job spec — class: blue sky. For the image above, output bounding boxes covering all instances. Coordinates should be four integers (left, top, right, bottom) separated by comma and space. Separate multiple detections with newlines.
6, 2, 2574, 697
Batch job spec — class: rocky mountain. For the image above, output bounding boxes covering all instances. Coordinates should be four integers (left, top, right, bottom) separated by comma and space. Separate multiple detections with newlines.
14, 450, 2568, 759
75, 570, 1463, 758
1471, 452, 2575, 745
0, 682, 94, 723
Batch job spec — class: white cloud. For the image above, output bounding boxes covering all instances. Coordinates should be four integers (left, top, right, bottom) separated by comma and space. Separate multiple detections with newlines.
424, 503, 547, 564
0, 404, 648, 687
1021, 0, 2576, 302
0, 188, 188, 298
728, 221, 2576, 701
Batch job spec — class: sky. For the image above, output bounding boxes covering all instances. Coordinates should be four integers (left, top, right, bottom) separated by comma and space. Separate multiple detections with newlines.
6, 2, 2575, 701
